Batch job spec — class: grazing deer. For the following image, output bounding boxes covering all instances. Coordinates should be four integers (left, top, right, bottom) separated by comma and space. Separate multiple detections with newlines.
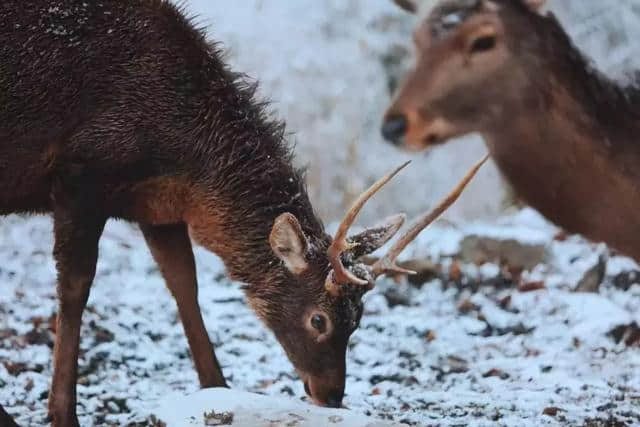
383, 0, 640, 261
0, 1, 486, 425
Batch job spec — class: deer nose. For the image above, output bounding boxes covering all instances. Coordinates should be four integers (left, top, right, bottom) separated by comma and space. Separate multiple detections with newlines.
381, 114, 408, 144
305, 379, 344, 408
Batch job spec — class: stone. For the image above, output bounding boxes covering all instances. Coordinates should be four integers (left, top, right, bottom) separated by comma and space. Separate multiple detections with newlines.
459, 235, 547, 270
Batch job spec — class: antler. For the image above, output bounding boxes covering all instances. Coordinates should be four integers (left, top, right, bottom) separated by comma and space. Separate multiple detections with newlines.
370, 154, 489, 278
325, 161, 411, 293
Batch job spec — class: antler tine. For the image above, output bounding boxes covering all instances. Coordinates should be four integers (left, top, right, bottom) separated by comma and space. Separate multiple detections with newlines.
371, 154, 489, 278
327, 161, 411, 287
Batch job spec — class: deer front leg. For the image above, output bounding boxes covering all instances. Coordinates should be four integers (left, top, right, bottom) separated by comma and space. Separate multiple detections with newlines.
48, 204, 105, 427
0, 404, 19, 427
140, 223, 227, 387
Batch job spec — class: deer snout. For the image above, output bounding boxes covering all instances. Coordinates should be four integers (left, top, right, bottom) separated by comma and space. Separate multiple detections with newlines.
381, 114, 408, 145
382, 110, 456, 151
304, 375, 345, 408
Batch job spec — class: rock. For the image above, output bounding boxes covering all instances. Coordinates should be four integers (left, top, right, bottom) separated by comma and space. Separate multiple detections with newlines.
482, 369, 510, 380
382, 287, 412, 308
400, 259, 440, 287
611, 269, 640, 291
607, 322, 640, 347
460, 235, 547, 271
204, 409, 234, 426
574, 255, 607, 293
457, 299, 479, 314
583, 416, 629, 427
152, 388, 401, 427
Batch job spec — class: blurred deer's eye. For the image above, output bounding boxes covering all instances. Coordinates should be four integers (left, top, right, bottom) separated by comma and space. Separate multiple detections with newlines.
311, 314, 327, 333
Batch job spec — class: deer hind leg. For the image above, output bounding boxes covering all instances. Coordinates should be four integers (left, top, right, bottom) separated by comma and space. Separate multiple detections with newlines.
140, 223, 227, 387
48, 193, 105, 427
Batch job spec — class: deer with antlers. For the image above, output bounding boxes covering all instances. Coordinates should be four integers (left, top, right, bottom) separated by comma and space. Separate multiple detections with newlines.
382, 0, 640, 261
0, 0, 486, 425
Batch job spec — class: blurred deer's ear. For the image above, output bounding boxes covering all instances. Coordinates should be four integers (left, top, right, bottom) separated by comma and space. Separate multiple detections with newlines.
270, 213, 309, 274
522, 0, 547, 12
346, 214, 406, 259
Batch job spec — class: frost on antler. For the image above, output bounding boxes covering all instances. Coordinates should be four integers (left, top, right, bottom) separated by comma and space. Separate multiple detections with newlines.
325, 154, 488, 296
325, 162, 410, 295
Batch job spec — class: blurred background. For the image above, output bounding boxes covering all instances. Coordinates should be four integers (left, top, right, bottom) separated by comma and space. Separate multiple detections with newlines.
185, 0, 640, 224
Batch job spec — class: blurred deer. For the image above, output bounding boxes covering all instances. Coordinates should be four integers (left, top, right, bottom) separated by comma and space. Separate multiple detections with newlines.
383, 0, 640, 261
0, 1, 486, 425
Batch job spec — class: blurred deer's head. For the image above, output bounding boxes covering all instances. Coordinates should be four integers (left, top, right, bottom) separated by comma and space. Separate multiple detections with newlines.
252, 156, 487, 408
383, 0, 547, 150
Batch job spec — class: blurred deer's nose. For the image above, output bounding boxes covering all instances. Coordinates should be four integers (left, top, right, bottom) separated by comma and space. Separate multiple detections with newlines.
381, 114, 408, 144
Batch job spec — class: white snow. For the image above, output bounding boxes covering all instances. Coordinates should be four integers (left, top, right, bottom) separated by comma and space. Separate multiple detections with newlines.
153, 388, 397, 427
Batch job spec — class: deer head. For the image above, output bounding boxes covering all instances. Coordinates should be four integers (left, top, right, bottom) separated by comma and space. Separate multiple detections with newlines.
253, 156, 487, 407
382, 0, 548, 150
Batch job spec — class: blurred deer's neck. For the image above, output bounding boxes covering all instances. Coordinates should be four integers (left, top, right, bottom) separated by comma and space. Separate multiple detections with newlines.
485, 21, 640, 183
482, 32, 640, 259
486, 11, 640, 161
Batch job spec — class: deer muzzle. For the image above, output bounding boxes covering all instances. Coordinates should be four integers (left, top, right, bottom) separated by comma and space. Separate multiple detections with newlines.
300, 370, 345, 408
382, 110, 456, 151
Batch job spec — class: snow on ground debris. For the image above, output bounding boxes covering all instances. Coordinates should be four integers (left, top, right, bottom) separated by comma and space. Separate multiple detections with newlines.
153, 388, 397, 427
1, 210, 640, 426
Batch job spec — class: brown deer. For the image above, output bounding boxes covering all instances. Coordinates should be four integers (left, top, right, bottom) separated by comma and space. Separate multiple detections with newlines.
383, 0, 640, 261
0, 1, 486, 425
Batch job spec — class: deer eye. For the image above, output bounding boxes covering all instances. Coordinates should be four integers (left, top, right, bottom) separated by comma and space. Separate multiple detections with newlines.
311, 314, 327, 333
469, 35, 496, 54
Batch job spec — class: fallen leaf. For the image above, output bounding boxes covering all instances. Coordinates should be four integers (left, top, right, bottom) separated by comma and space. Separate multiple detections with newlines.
543, 407, 562, 416
518, 281, 545, 292
425, 330, 436, 342
449, 260, 462, 282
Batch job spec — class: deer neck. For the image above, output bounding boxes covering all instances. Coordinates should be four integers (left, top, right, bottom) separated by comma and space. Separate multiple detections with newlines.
183, 146, 327, 288
485, 10, 640, 183
482, 61, 640, 258
484, 50, 640, 185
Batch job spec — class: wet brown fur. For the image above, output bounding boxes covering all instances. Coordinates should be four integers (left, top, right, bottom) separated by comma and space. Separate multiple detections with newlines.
385, 0, 640, 261
1, 1, 363, 424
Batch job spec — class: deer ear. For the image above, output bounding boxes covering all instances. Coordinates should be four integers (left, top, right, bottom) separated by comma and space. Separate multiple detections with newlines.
270, 213, 310, 275
346, 214, 406, 259
521, 0, 547, 12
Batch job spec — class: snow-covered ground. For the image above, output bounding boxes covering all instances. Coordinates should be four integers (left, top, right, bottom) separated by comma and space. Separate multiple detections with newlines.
2, 2, 640, 426
2, 209, 640, 426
